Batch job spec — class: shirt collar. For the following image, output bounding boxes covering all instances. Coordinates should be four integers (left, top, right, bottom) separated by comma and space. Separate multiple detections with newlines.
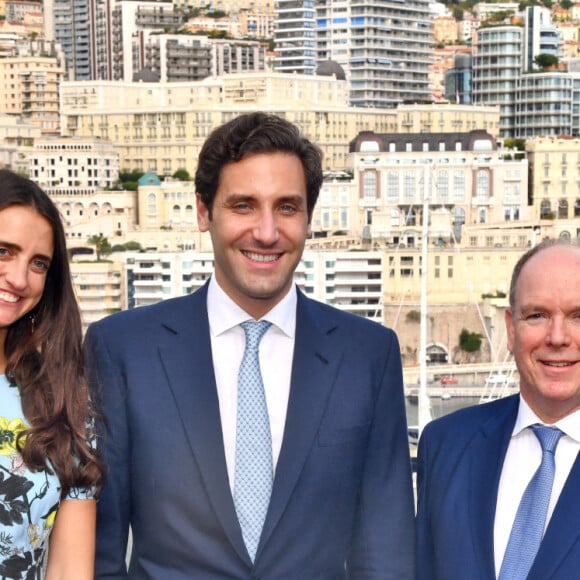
207, 275, 297, 338
513, 394, 580, 443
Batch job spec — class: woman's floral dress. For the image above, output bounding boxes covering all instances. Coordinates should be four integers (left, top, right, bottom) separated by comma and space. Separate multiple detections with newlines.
0, 375, 92, 579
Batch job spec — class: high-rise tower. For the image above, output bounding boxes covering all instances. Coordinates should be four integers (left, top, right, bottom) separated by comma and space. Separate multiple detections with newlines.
46, 0, 92, 79
275, 0, 432, 108
274, 0, 317, 74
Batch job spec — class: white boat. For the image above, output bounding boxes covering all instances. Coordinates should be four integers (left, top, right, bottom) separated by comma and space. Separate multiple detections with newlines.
479, 350, 519, 404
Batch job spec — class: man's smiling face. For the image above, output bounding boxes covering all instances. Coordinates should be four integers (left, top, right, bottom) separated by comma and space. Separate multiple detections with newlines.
506, 245, 580, 423
197, 152, 310, 320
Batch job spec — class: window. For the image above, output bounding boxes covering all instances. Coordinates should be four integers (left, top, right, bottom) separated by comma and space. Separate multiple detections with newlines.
390, 209, 400, 226
453, 171, 465, 202
437, 171, 449, 203
476, 170, 489, 199
363, 171, 376, 199
404, 172, 415, 202
557, 199, 568, 219
387, 171, 398, 201
540, 199, 551, 219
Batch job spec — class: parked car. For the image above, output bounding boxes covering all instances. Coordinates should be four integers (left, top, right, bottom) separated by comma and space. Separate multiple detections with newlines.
487, 374, 516, 385
440, 376, 458, 385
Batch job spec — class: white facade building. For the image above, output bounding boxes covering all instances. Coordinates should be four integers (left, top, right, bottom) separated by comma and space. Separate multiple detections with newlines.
29, 136, 120, 190
125, 249, 383, 323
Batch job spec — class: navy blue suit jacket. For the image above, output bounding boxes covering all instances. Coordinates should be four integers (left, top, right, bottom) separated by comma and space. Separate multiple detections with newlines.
85, 284, 415, 578
416, 395, 580, 579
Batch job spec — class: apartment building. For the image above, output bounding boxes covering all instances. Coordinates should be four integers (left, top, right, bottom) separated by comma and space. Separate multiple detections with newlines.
70, 260, 125, 332
93, 0, 184, 81
5, 0, 40, 21
0, 111, 40, 172
273, 0, 316, 74
348, 129, 529, 242
60, 72, 502, 177
299, 250, 384, 324
175, 0, 274, 11
123, 247, 383, 323
526, 135, 580, 229
515, 72, 579, 138
29, 136, 120, 190
472, 7, 564, 138
0, 54, 65, 135
26, 136, 136, 244
54, 188, 137, 246
433, 16, 459, 45
315, 0, 432, 108
139, 34, 266, 82
125, 251, 214, 308
238, 7, 275, 38
49, 0, 92, 80
105, 242, 524, 366
444, 53, 473, 105
394, 103, 499, 136
473, 25, 523, 138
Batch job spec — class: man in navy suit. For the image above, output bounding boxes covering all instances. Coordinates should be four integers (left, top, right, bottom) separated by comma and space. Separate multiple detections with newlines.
416, 238, 580, 579
86, 113, 415, 578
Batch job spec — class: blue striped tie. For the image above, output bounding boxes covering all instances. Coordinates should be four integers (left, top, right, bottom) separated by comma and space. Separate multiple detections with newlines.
499, 424, 563, 580
234, 320, 272, 562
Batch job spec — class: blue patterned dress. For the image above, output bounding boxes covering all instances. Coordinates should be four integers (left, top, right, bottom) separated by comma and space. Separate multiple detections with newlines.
0, 374, 92, 579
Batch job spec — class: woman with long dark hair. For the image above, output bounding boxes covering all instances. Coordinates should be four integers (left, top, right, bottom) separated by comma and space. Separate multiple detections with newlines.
0, 169, 102, 578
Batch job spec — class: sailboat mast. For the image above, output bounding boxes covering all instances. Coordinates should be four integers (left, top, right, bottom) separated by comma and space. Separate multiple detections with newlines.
418, 165, 432, 436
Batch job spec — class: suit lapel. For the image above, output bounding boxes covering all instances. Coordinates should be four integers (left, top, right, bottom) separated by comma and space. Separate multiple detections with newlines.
529, 449, 580, 579
157, 285, 248, 562
258, 293, 339, 552
468, 396, 518, 578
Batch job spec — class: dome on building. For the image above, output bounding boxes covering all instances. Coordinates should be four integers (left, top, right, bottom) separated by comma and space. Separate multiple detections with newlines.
133, 68, 160, 83
138, 170, 161, 186
316, 60, 346, 81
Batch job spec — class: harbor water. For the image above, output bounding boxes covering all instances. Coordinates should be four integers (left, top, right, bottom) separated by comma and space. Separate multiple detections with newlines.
405, 396, 479, 427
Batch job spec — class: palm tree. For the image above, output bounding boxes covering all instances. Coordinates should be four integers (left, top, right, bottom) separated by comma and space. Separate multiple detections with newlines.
87, 234, 112, 261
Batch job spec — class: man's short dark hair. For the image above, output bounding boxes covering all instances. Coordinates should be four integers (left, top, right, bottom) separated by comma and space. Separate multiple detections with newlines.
195, 112, 323, 219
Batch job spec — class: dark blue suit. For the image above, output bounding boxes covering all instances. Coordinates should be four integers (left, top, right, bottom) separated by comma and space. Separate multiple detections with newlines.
85, 284, 415, 578
416, 395, 580, 579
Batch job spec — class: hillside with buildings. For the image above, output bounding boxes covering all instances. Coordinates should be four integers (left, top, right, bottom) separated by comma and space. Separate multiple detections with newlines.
0, 0, 579, 370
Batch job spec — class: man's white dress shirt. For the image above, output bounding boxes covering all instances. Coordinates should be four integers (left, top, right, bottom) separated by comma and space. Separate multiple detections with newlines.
494, 396, 580, 576
207, 275, 296, 494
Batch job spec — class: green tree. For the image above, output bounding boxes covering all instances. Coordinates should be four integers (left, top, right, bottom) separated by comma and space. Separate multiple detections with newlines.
119, 170, 145, 191
406, 310, 421, 323
87, 234, 112, 261
459, 328, 482, 353
124, 240, 142, 251
503, 138, 526, 151
534, 53, 558, 69
172, 168, 191, 181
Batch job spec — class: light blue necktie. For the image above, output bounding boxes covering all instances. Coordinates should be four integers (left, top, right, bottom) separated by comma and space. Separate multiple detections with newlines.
234, 320, 272, 562
499, 424, 564, 580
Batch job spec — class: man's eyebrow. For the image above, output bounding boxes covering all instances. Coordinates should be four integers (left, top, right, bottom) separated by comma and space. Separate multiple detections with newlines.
222, 193, 306, 205
278, 194, 306, 205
